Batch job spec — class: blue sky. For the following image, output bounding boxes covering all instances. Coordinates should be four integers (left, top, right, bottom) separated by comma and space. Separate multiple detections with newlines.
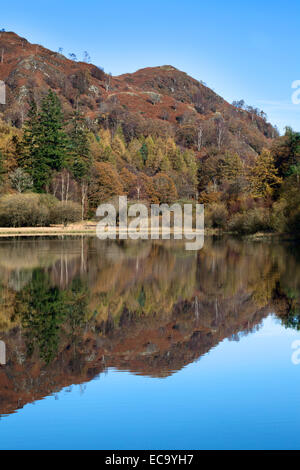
1, 0, 300, 133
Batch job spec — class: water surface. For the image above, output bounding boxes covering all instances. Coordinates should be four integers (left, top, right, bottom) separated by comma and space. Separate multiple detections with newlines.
0, 237, 299, 449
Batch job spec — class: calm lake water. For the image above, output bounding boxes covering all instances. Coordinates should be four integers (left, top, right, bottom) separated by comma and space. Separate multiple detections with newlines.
0, 236, 300, 450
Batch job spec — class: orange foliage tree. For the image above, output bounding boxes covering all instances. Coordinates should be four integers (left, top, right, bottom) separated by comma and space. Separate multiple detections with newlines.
88, 162, 124, 209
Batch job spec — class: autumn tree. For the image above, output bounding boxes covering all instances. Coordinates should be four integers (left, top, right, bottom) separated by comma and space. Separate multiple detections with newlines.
0, 120, 21, 173
249, 149, 282, 198
219, 152, 246, 197
88, 162, 124, 209
120, 167, 137, 198
134, 173, 159, 203
153, 173, 178, 204
0, 151, 6, 186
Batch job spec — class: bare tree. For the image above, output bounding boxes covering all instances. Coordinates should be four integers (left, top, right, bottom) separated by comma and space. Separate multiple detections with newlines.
83, 51, 91, 63
9, 168, 33, 193
214, 115, 226, 150
105, 73, 112, 92
50, 170, 77, 202
81, 181, 88, 220
69, 53, 77, 62
197, 125, 203, 151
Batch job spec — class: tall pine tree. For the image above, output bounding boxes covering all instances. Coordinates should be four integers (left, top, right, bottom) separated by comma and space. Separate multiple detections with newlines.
36, 91, 67, 189
21, 91, 67, 191
67, 110, 91, 180
20, 99, 39, 172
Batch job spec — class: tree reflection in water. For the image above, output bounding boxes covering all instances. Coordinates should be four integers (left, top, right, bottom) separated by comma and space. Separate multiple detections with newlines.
0, 236, 299, 415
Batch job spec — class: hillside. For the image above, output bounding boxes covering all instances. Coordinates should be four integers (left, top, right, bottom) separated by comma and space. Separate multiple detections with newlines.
0, 31, 277, 157
0, 31, 296, 234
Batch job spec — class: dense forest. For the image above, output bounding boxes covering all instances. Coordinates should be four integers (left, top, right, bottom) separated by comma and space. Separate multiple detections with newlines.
0, 88, 299, 234
0, 32, 299, 234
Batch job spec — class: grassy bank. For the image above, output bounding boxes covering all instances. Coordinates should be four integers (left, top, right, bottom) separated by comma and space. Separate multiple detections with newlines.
0, 222, 296, 241
0, 221, 215, 238
0, 222, 97, 237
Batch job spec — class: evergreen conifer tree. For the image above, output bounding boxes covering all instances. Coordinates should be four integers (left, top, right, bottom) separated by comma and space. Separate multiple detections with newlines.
21, 91, 67, 191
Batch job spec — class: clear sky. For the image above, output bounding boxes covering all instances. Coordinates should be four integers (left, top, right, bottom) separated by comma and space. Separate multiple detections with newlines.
1, 0, 300, 133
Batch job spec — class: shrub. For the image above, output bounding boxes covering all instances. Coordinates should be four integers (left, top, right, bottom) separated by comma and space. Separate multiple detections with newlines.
206, 203, 228, 229
228, 208, 272, 235
270, 200, 288, 233
288, 204, 300, 232
0, 194, 82, 228
38, 193, 60, 210
228, 212, 245, 234
50, 201, 82, 226
0, 193, 50, 227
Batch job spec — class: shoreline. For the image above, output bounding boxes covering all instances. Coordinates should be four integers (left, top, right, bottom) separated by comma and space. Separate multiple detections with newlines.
0, 223, 97, 237
0, 222, 296, 241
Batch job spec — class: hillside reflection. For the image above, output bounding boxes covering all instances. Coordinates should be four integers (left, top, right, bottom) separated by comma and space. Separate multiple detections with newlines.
0, 237, 299, 416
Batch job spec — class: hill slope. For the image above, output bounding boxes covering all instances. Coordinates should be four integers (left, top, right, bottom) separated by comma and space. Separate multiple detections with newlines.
0, 31, 277, 157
